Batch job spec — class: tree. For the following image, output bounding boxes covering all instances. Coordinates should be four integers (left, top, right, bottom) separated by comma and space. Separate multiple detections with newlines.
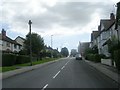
61, 47, 69, 57
107, 36, 120, 65
70, 49, 77, 57
24, 33, 44, 59
53, 49, 60, 58
84, 45, 98, 55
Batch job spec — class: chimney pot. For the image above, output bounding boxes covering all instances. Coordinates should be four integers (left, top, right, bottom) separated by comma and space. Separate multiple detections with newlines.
110, 13, 115, 21
2, 28, 6, 39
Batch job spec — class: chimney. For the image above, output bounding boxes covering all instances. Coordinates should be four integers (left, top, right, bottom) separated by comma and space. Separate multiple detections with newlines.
2, 28, 6, 39
110, 13, 115, 21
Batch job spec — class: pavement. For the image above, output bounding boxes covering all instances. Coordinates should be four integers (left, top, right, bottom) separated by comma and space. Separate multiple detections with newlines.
1, 57, 120, 87
84, 60, 120, 85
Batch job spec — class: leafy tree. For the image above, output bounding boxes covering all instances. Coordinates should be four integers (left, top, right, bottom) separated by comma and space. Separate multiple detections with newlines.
53, 49, 60, 58
24, 33, 44, 59
61, 47, 69, 57
107, 36, 120, 65
84, 45, 98, 55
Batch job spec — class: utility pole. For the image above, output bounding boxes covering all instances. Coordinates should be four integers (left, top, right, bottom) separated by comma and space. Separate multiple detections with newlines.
28, 20, 32, 66
51, 35, 53, 58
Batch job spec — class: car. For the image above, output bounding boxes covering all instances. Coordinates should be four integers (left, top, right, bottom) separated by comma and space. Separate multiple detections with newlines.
75, 54, 82, 60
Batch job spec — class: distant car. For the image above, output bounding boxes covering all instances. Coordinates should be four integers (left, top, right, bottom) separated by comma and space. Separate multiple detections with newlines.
75, 54, 82, 60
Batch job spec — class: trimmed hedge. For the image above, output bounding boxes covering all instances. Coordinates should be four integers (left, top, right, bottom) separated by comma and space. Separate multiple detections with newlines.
86, 54, 101, 63
114, 49, 120, 70
2, 54, 32, 66
16, 55, 30, 64
2, 54, 16, 66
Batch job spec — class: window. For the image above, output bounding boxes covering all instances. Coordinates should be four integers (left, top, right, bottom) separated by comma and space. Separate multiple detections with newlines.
19, 45, 21, 49
6, 42, 10, 47
14, 44, 17, 49
0, 40, 2, 45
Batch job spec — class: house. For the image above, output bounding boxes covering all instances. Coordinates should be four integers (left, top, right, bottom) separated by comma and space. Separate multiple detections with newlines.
0, 29, 22, 53
115, 2, 120, 41
15, 36, 25, 50
98, 13, 117, 57
90, 31, 100, 48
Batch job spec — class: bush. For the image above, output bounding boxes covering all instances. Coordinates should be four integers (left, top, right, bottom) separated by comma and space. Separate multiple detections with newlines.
94, 54, 101, 62
86, 54, 101, 63
100, 54, 106, 58
16, 55, 30, 64
19, 50, 27, 55
114, 49, 120, 70
2, 54, 16, 66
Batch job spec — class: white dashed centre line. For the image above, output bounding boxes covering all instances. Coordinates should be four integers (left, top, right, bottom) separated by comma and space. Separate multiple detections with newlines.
61, 66, 65, 70
53, 71, 61, 79
65, 60, 70, 66
42, 84, 48, 90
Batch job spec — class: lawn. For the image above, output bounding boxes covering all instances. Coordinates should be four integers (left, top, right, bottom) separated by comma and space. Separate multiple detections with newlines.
1, 57, 59, 72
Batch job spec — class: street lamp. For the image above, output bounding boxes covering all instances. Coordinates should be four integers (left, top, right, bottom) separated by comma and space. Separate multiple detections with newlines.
28, 20, 32, 66
51, 35, 53, 58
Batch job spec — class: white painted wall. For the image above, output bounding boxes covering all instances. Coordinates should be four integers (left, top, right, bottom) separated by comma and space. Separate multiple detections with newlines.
0, 40, 2, 51
1, 40, 21, 52
2, 41, 12, 51
13, 44, 21, 52
15, 37, 25, 49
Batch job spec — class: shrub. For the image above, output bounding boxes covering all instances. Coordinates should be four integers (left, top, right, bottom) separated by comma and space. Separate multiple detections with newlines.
100, 54, 106, 58
16, 55, 30, 64
2, 54, 16, 66
114, 49, 120, 70
19, 50, 27, 55
86, 54, 101, 63
94, 54, 101, 62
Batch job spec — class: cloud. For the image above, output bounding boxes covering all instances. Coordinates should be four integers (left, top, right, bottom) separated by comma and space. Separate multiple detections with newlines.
1, 0, 118, 38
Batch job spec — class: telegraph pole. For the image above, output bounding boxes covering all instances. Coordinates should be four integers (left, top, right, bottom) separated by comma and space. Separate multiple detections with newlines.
51, 35, 53, 58
28, 20, 32, 66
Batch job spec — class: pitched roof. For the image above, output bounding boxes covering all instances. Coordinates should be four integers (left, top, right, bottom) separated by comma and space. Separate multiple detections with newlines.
100, 19, 115, 32
0, 34, 21, 45
15, 36, 25, 41
91, 31, 100, 41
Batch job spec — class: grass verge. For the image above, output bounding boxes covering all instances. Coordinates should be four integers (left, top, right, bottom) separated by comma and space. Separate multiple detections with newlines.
1, 57, 59, 72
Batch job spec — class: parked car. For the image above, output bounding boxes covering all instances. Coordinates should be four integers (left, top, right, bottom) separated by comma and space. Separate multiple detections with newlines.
75, 54, 82, 60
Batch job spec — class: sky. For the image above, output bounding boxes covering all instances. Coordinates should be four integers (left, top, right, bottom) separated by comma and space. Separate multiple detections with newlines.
0, 0, 119, 52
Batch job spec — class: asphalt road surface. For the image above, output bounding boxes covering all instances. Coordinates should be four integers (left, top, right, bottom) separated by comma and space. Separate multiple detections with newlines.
2, 57, 119, 89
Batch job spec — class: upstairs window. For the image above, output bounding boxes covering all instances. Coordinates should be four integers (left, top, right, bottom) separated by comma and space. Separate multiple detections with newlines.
19, 45, 21, 49
0, 40, 2, 45
6, 42, 10, 47
14, 44, 17, 49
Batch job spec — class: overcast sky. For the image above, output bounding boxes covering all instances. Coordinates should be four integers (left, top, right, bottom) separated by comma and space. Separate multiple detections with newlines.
0, 0, 119, 52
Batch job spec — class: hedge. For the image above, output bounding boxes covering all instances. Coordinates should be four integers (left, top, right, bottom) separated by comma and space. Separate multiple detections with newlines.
86, 54, 101, 63
2, 54, 16, 66
16, 55, 30, 64
2, 54, 32, 66
114, 49, 120, 70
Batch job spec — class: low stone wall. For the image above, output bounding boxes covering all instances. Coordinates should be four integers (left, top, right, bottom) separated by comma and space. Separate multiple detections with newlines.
101, 59, 112, 66
101, 59, 116, 67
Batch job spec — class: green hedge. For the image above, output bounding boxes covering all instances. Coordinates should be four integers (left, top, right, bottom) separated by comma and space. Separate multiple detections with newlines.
2, 54, 16, 66
2, 54, 31, 66
16, 55, 30, 64
114, 49, 120, 70
86, 54, 101, 63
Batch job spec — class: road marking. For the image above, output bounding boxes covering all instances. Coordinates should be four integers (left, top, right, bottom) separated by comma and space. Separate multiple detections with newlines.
53, 71, 61, 79
65, 62, 68, 65
42, 84, 48, 90
65, 60, 70, 66
61, 66, 65, 70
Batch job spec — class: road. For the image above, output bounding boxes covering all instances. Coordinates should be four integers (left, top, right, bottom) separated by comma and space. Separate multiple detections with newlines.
2, 57, 119, 89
